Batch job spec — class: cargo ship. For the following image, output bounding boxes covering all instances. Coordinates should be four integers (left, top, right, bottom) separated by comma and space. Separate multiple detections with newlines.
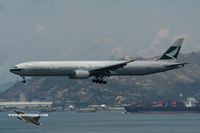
124, 97, 200, 114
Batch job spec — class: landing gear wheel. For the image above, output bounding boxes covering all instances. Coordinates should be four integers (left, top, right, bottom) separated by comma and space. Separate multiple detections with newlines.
22, 77, 26, 84
92, 79, 107, 84
103, 81, 107, 84
23, 80, 26, 84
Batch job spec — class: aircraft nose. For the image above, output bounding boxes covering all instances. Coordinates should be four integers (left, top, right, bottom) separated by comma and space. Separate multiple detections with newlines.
10, 68, 24, 74
10, 68, 15, 73
10, 68, 20, 72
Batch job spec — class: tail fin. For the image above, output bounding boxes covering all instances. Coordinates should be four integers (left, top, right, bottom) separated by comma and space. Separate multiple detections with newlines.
159, 38, 184, 60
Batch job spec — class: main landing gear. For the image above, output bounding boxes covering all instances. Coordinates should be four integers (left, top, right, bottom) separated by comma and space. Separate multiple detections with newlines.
92, 78, 107, 84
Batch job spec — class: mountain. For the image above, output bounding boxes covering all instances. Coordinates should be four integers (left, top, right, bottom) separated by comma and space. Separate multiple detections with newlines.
1, 52, 200, 105
0, 82, 15, 93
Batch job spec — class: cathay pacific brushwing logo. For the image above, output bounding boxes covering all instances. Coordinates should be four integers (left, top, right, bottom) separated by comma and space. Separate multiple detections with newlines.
165, 47, 180, 59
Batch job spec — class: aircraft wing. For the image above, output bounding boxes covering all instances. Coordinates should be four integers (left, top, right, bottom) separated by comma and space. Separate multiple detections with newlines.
164, 63, 188, 68
89, 60, 134, 76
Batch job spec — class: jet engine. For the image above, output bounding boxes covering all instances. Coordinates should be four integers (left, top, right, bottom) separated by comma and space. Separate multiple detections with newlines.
69, 70, 90, 79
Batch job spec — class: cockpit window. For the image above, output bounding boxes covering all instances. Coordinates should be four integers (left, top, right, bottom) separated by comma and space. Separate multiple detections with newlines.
13, 66, 18, 68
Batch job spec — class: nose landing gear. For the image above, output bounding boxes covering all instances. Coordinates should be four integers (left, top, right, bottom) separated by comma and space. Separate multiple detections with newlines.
22, 77, 26, 84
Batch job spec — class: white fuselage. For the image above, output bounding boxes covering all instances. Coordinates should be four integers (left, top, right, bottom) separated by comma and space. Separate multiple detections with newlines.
10, 60, 182, 77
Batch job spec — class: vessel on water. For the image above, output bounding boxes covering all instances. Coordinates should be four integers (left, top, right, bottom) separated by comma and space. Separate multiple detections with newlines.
124, 97, 200, 114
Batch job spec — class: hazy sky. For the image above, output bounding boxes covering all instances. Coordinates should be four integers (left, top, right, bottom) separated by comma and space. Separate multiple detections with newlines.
0, 0, 200, 83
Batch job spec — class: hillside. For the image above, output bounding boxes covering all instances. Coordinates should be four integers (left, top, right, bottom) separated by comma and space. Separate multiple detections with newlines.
1, 52, 200, 105
0, 82, 15, 93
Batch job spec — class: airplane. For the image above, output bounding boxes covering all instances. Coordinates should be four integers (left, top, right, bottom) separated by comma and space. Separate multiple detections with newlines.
10, 38, 186, 84
14, 110, 40, 126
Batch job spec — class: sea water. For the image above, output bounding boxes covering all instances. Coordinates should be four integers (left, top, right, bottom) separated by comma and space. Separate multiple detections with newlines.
0, 111, 200, 133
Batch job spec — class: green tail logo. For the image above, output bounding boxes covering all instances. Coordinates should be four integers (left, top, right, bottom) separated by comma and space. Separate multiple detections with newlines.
159, 38, 184, 60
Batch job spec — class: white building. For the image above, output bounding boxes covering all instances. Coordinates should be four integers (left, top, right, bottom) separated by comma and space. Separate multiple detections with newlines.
185, 97, 198, 107
0, 101, 53, 108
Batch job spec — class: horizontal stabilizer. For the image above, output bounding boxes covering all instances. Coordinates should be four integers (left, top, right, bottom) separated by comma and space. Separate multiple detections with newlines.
164, 63, 188, 68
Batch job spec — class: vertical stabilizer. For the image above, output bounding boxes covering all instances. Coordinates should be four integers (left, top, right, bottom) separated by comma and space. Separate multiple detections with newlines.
159, 38, 184, 60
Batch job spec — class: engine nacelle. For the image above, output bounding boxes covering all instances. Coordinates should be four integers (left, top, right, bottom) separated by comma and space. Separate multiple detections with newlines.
69, 70, 90, 79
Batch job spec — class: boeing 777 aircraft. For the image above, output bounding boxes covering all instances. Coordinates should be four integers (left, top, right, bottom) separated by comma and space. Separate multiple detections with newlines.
10, 38, 186, 84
